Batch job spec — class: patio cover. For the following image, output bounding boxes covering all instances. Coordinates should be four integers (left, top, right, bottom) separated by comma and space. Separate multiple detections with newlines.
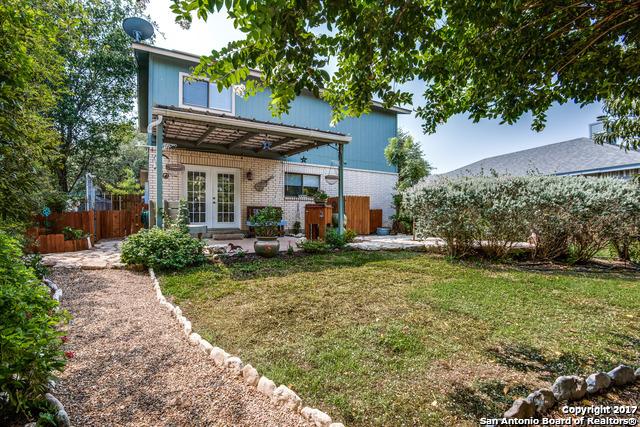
151, 105, 351, 159
150, 105, 349, 232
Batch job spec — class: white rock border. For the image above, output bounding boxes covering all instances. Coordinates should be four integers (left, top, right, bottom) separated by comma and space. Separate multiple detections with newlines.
498, 365, 640, 423
149, 268, 345, 427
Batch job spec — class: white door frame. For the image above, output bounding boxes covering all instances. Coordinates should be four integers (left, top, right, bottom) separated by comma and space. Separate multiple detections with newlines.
184, 165, 241, 229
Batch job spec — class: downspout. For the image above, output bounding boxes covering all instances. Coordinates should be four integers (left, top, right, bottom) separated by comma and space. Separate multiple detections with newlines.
148, 115, 164, 228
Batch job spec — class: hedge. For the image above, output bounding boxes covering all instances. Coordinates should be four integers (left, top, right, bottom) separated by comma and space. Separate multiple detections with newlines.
404, 175, 640, 262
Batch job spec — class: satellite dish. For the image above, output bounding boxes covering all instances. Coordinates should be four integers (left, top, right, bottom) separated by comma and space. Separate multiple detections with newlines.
123, 17, 154, 42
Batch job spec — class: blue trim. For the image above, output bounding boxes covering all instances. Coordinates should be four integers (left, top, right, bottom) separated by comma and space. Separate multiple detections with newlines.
555, 163, 640, 176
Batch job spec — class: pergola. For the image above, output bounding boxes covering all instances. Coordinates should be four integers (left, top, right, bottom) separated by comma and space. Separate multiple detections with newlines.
149, 105, 352, 232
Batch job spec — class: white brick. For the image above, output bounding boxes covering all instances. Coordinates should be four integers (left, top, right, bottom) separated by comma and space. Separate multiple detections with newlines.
148, 149, 398, 231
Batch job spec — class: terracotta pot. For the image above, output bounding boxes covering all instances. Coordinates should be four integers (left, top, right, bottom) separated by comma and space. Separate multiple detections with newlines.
254, 236, 280, 257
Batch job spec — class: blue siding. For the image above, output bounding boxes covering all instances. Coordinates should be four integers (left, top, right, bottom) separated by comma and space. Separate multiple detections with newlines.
147, 53, 397, 173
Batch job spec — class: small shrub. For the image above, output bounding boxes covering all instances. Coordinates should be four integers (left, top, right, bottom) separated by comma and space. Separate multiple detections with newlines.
0, 232, 67, 420
61, 226, 86, 241
324, 227, 346, 248
120, 227, 206, 270
292, 221, 301, 235
249, 206, 281, 237
343, 228, 357, 243
299, 240, 330, 253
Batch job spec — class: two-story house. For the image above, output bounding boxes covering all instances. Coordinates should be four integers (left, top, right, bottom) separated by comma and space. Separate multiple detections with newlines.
133, 43, 409, 235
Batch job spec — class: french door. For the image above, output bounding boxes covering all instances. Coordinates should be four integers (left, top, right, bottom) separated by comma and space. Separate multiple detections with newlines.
185, 166, 240, 229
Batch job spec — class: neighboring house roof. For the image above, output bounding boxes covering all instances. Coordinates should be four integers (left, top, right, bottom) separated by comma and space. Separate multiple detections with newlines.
132, 42, 412, 115
442, 138, 640, 177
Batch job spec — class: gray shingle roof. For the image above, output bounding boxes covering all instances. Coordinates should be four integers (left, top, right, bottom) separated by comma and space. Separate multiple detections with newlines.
442, 138, 640, 177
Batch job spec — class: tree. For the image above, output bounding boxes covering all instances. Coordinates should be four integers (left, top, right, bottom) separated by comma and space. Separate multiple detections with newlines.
51, 0, 141, 194
593, 97, 640, 150
171, 1, 639, 142
103, 168, 144, 196
89, 132, 148, 190
384, 129, 431, 232
0, 0, 79, 222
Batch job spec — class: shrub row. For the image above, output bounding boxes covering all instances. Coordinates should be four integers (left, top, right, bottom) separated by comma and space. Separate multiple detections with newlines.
404, 175, 640, 262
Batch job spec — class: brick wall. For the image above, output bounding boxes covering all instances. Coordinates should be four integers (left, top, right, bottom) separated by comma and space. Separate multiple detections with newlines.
148, 148, 397, 231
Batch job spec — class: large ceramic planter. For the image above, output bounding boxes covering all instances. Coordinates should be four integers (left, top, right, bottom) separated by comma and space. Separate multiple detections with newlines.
254, 236, 280, 257
331, 213, 347, 228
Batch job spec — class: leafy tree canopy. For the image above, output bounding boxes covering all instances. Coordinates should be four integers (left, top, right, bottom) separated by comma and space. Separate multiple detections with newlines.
0, 0, 79, 221
385, 129, 432, 192
172, 0, 639, 143
51, 0, 143, 194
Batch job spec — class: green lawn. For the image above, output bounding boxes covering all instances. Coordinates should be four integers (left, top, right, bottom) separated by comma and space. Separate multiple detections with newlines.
159, 251, 639, 426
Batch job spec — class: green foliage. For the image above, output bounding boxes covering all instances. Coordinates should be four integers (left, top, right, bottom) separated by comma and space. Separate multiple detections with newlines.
61, 227, 86, 241
324, 228, 356, 249
172, 1, 638, 138
324, 227, 347, 249
593, 97, 640, 150
385, 130, 432, 191
292, 221, 301, 235
385, 129, 431, 232
0, 0, 79, 221
249, 206, 282, 237
343, 229, 357, 244
308, 189, 328, 203
51, 0, 146, 193
21, 254, 49, 280
405, 175, 640, 261
299, 240, 330, 254
90, 133, 148, 192
0, 232, 67, 419
120, 227, 206, 271
103, 168, 144, 196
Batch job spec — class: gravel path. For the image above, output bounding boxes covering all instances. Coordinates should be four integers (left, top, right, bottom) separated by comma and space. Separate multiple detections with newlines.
51, 268, 311, 427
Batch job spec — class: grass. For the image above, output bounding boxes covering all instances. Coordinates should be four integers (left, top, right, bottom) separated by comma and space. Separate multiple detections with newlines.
159, 251, 640, 426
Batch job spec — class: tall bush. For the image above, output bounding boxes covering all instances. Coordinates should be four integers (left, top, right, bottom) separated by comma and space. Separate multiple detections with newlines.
0, 232, 67, 420
405, 175, 640, 262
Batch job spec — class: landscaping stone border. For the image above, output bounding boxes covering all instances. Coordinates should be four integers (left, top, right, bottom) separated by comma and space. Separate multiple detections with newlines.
496, 366, 640, 425
148, 268, 345, 427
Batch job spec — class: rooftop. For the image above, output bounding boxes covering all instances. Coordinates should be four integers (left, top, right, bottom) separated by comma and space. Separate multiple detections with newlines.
442, 138, 640, 177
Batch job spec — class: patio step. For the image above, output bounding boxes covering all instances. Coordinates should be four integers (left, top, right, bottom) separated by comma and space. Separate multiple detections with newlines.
210, 229, 245, 240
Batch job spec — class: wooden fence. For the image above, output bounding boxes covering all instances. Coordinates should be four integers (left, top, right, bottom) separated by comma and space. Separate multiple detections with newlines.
369, 209, 383, 234
328, 196, 371, 235
30, 203, 145, 253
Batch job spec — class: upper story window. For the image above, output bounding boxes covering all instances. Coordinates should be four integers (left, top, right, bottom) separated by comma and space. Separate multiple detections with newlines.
179, 72, 234, 114
285, 173, 320, 197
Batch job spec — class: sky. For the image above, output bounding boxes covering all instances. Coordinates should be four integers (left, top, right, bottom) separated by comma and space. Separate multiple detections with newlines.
144, 0, 603, 174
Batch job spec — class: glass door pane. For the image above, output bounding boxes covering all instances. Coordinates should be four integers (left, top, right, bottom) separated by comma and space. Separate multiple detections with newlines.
216, 173, 235, 224
187, 171, 207, 223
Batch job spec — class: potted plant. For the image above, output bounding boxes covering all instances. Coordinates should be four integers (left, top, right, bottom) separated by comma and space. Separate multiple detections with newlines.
311, 189, 328, 205
250, 206, 281, 257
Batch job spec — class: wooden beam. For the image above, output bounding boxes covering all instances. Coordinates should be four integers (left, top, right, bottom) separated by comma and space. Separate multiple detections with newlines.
254, 136, 296, 153
195, 126, 217, 146
227, 131, 258, 150
282, 140, 340, 157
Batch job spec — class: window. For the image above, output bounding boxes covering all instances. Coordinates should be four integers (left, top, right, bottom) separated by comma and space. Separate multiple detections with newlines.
180, 73, 234, 114
285, 173, 320, 197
